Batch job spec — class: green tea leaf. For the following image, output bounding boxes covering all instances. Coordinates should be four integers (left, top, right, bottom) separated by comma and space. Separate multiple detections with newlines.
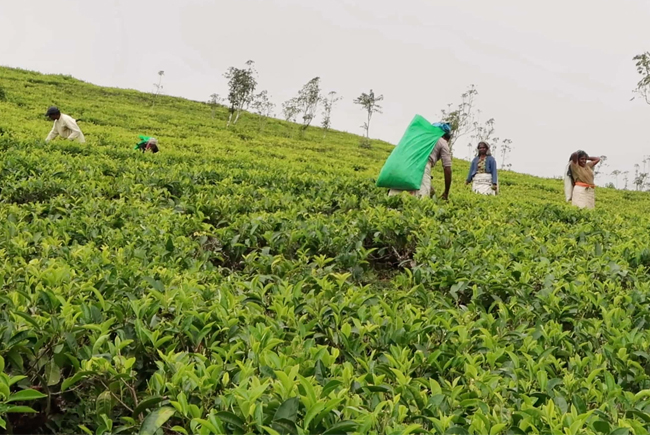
61, 371, 95, 391
262, 426, 282, 435
7, 389, 47, 403
134, 396, 165, 418
314, 360, 327, 385
320, 380, 342, 398
553, 396, 568, 414
303, 403, 326, 430
216, 411, 246, 431
593, 420, 610, 434
401, 424, 424, 435
627, 409, 650, 423
5, 406, 37, 413
12, 311, 40, 328
139, 407, 175, 435
96, 391, 113, 417
322, 420, 358, 435
272, 418, 298, 435
573, 395, 587, 414
46, 362, 61, 386
365, 385, 392, 394
274, 397, 299, 422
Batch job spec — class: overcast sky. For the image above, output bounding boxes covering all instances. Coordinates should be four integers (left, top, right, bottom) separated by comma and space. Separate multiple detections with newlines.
2, 0, 650, 185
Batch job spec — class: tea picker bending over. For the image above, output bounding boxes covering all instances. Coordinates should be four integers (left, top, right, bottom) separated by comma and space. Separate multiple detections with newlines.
135, 135, 159, 153
44, 106, 85, 143
466, 141, 498, 195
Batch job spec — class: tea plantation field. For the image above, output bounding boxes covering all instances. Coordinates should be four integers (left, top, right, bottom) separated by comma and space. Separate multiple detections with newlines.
2, 66, 650, 435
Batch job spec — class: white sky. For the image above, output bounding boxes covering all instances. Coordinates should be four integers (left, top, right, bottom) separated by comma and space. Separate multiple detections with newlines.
2, 0, 650, 185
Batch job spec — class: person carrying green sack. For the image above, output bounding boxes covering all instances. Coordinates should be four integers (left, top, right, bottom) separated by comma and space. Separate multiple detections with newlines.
377, 116, 453, 199
135, 135, 159, 153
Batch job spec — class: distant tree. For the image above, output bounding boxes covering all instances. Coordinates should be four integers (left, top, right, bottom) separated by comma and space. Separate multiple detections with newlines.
472, 115, 495, 143
441, 84, 478, 151
623, 171, 630, 190
632, 52, 650, 104
152, 70, 165, 108
499, 138, 513, 170
354, 89, 383, 139
208, 93, 222, 119
643, 155, 650, 173
605, 182, 615, 189
252, 90, 275, 116
471, 115, 498, 157
251, 90, 275, 131
611, 169, 622, 188
224, 60, 258, 127
321, 91, 342, 137
470, 116, 513, 168
295, 77, 323, 132
634, 164, 648, 191
282, 98, 300, 123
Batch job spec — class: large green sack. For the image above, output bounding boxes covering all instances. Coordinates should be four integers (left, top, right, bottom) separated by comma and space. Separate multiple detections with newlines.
376, 115, 445, 190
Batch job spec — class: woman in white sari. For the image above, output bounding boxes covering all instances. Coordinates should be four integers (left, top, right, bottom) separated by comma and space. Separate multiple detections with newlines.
466, 142, 498, 195
566, 150, 600, 209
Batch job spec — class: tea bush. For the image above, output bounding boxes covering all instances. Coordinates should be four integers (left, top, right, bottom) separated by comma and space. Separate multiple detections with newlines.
2, 66, 650, 434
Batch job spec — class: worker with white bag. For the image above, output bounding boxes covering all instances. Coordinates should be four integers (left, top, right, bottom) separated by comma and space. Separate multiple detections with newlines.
564, 150, 601, 209
466, 141, 499, 195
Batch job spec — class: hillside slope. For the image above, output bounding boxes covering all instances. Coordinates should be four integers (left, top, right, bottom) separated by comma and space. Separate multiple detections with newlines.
1, 66, 650, 434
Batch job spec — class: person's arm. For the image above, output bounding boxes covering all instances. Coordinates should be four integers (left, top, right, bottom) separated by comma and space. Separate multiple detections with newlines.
490, 156, 498, 186
466, 158, 476, 185
588, 156, 601, 167
45, 123, 58, 142
439, 140, 453, 200
443, 166, 452, 199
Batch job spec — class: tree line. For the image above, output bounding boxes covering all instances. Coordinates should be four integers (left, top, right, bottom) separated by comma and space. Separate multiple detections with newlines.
146, 61, 517, 163
204, 60, 384, 145
199, 60, 517, 163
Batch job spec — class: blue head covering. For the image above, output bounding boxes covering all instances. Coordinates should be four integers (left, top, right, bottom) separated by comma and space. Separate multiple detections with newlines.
431, 122, 451, 134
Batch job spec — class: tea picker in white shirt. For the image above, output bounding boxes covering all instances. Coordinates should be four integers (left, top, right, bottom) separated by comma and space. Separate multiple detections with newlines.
44, 106, 85, 143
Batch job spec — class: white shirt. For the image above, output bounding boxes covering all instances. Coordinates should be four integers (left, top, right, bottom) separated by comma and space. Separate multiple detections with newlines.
45, 114, 85, 143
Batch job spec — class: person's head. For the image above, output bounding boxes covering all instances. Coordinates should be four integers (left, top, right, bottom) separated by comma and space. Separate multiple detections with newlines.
571, 150, 589, 166
433, 122, 452, 142
477, 141, 490, 156
145, 138, 159, 153
45, 106, 61, 121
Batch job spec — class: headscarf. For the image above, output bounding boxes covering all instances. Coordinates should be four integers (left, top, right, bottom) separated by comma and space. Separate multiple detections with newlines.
431, 122, 452, 134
